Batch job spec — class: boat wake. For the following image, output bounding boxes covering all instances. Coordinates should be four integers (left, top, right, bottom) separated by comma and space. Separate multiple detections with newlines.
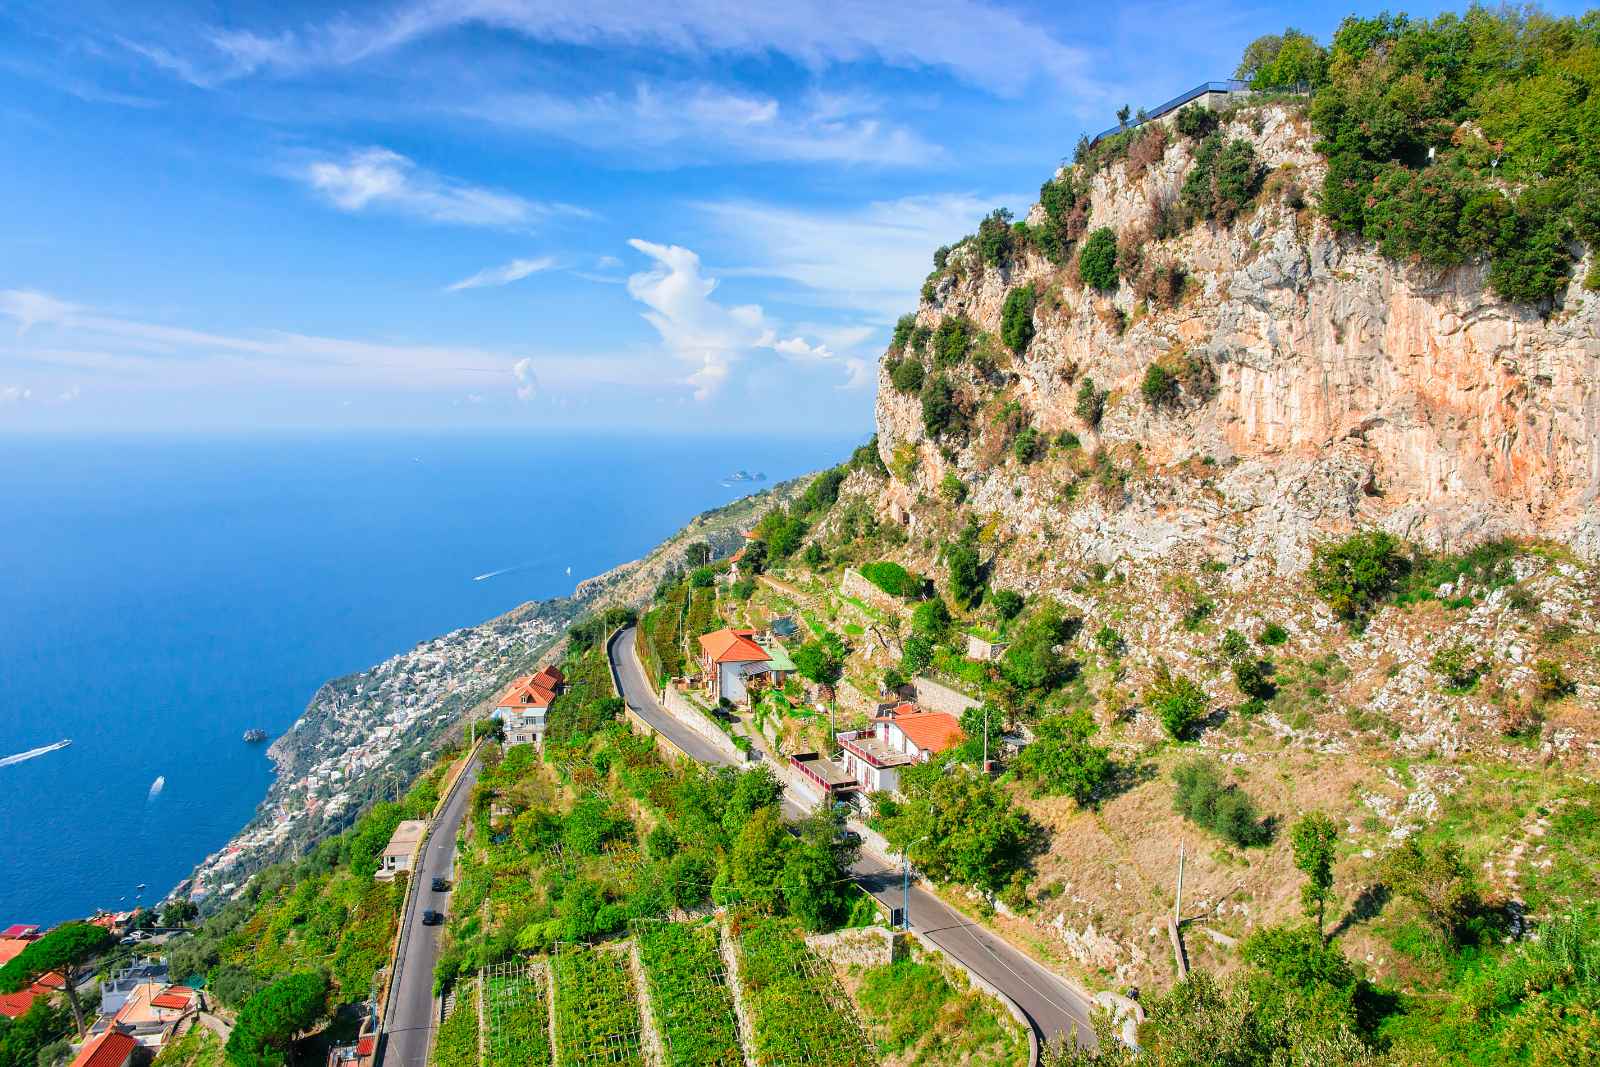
148, 775, 166, 801
0, 739, 72, 768
472, 562, 534, 582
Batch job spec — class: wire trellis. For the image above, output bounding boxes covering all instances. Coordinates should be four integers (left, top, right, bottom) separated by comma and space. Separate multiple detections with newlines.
481, 960, 553, 1067
735, 919, 877, 1067
631, 920, 743, 1067
551, 943, 646, 1067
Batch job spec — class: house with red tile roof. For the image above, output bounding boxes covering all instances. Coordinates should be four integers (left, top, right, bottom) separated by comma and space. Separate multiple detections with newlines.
66, 1030, 137, 1067
0, 990, 42, 1020
697, 627, 792, 704
492, 666, 564, 746
837, 703, 965, 795
0, 925, 39, 940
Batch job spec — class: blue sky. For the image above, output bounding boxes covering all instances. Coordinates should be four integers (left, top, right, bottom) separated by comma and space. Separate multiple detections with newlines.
1, 0, 1580, 433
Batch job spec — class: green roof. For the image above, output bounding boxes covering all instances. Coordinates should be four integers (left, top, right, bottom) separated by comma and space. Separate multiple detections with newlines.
764, 640, 796, 672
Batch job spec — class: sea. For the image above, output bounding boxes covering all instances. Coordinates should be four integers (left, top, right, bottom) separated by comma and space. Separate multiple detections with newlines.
0, 431, 861, 925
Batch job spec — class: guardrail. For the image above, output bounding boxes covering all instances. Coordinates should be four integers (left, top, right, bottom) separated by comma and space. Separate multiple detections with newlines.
1088, 79, 1250, 146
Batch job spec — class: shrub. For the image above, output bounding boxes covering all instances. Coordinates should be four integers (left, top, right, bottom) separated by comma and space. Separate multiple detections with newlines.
990, 589, 1024, 624
1379, 838, 1481, 943
1182, 135, 1264, 223
891, 314, 917, 351
1174, 103, 1218, 139
1001, 285, 1036, 354
945, 534, 983, 611
976, 208, 1016, 266
860, 561, 918, 599
1078, 227, 1119, 290
938, 472, 967, 504
901, 634, 933, 673
1012, 427, 1042, 464
1055, 430, 1080, 450
1140, 363, 1180, 407
689, 566, 715, 588
1534, 659, 1575, 701
920, 375, 965, 439
1015, 711, 1113, 804
1258, 622, 1289, 646
1220, 629, 1249, 658
1308, 530, 1409, 624
911, 597, 952, 641
890, 355, 925, 394
1074, 378, 1107, 427
1429, 642, 1485, 692
1172, 758, 1272, 847
1232, 658, 1276, 701
1093, 625, 1125, 656
933, 316, 972, 367
1145, 663, 1209, 739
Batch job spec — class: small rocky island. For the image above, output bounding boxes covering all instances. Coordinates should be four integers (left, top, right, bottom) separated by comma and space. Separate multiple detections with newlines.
242, 729, 268, 743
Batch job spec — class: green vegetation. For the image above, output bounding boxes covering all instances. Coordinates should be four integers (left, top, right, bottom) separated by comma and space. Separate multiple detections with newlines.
1144, 663, 1209, 740
1308, 529, 1409, 625
1077, 227, 1119, 290
1139, 364, 1179, 408
1308, 9, 1600, 304
1429, 641, 1487, 692
483, 968, 549, 1067
1171, 758, 1272, 848
855, 956, 1026, 1067
1290, 812, 1339, 936
551, 947, 644, 1067
431, 981, 481, 1067
943, 525, 983, 609
225, 971, 328, 1067
1013, 711, 1113, 805
1236, 28, 1328, 88
634, 921, 741, 1067
1036, 171, 1092, 266
977, 208, 1017, 267
1012, 427, 1042, 465
153, 1018, 224, 1067
1174, 103, 1217, 140
932, 317, 973, 368
889, 355, 925, 394
1000, 285, 1036, 354
859, 561, 919, 598
0, 922, 111, 1035
735, 917, 874, 1067
920, 375, 965, 440
875, 762, 1041, 899
1181, 135, 1264, 223
0, 997, 70, 1067
1074, 378, 1106, 428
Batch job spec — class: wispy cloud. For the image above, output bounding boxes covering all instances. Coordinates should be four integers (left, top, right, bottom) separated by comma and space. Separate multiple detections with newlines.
464, 82, 940, 167
697, 192, 1014, 322
296, 147, 585, 228
445, 256, 556, 292
0, 385, 32, 405
624, 239, 862, 399
124, 0, 1093, 97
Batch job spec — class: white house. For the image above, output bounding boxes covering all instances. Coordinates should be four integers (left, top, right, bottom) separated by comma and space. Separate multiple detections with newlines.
492, 665, 564, 746
837, 703, 965, 795
697, 628, 792, 705
376, 820, 428, 880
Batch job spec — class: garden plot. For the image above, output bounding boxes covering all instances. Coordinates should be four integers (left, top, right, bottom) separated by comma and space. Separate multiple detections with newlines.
634, 920, 743, 1067
735, 918, 876, 1067
483, 961, 553, 1067
552, 944, 647, 1067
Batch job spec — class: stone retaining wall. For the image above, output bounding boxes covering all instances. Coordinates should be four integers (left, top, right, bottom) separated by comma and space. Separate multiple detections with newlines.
913, 675, 981, 715
839, 568, 905, 614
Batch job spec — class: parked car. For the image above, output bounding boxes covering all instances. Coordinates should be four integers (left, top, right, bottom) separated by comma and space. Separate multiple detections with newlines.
118, 931, 152, 945
421, 910, 444, 926
431, 877, 450, 892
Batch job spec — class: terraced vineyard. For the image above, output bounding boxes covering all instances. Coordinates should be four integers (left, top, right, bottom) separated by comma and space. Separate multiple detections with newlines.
633, 920, 742, 1067
551, 944, 646, 1067
483, 962, 552, 1067
735, 918, 876, 1067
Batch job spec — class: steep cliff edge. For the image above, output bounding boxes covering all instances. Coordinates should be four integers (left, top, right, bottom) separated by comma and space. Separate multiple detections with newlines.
875, 104, 1599, 578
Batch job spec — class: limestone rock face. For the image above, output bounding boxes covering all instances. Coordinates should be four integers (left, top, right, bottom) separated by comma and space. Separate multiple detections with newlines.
875, 105, 1600, 573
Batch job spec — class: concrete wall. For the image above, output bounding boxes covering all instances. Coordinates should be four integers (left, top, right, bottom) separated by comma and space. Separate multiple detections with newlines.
913, 675, 981, 716
803, 925, 899, 968
661, 685, 748, 764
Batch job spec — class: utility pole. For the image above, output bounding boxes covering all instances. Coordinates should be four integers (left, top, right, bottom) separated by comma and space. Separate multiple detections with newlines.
982, 705, 989, 770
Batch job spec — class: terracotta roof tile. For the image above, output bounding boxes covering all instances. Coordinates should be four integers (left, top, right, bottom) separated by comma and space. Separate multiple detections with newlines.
879, 711, 965, 754
0, 991, 39, 1019
69, 1031, 136, 1067
698, 628, 769, 664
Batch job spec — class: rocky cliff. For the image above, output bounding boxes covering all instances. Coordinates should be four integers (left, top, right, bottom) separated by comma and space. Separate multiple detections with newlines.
875, 105, 1600, 578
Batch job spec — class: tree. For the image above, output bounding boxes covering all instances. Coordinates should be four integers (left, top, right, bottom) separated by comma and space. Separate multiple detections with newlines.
1380, 838, 1480, 943
1074, 378, 1106, 427
225, 971, 329, 1067
1078, 228, 1119, 290
741, 539, 768, 575
990, 589, 1024, 626
689, 566, 715, 588
685, 541, 711, 567
727, 807, 790, 911
1234, 32, 1285, 80
890, 355, 925, 394
792, 639, 844, 691
999, 605, 1078, 694
944, 526, 983, 609
1140, 363, 1180, 407
901, 634, 933, 674
1171, 758, 1272, 848
782, 812, 857, 931
1291, 813, 1339, 937
1015, 711, 1113, 805
1251, 28, 1327, 89
160, 899, 199, 928
1308, 530, 1409, 624
911, 597, 952, 642
1145, 663, 1209, 740
1181, 135, 1264, 223
0, 997, 70, 1067
880, 764, 1041, 896
920, 374, 964, 439
0, 924, 111, 1037
1001, 285, 1036, 354
957, 703, 1004, 765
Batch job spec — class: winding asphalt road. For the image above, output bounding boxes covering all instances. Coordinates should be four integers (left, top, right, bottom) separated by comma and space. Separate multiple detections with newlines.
378, 752, 481, 1067
607, 626, 1096, 1052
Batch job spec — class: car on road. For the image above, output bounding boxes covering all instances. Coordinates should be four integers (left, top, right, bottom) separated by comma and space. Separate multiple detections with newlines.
118, 931, 152, 945
421, 910, 444, 926
431, 877, 450, 892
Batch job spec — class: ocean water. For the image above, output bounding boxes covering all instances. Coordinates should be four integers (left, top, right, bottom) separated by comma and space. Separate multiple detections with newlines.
0, 431, 860, 925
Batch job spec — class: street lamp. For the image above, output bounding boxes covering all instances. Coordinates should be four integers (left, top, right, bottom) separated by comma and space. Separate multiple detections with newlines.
900, 830, 935, 931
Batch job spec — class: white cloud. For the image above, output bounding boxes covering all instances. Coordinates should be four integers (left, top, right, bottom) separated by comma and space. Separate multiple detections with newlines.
623, 239, 862, 399
445, 256, 556, 292
298, 148, 585, 228
464, 82, 939, 167
698, 192, 1011, 322
0, 385, 31, 404
595, 255, 623, 270
133, 0, 1093, 97
512, 357, 538, 401
0, 289, 78, 335
58, 385, 81, 402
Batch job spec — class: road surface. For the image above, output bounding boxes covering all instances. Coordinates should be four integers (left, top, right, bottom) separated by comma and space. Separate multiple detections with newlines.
378, 752, 481, 1067
607, 626, 1095, 1051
